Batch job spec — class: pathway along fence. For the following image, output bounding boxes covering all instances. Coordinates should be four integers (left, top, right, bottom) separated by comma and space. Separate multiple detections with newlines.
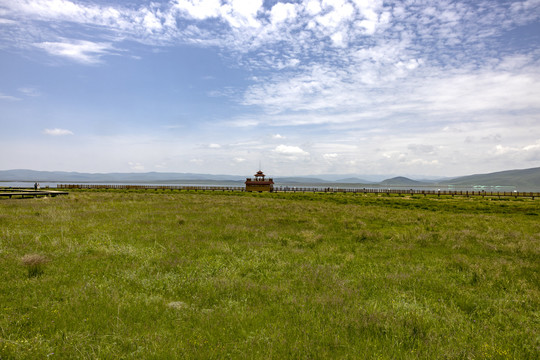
57, 184, 539, 199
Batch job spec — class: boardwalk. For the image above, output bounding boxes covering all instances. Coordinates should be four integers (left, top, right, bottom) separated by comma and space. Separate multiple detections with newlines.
56, 184, 539, 199
0, 189, 69, 199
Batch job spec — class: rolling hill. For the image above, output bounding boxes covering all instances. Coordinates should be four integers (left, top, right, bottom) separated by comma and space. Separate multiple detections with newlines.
379, 176, 429, 186
441, 167, 540, 188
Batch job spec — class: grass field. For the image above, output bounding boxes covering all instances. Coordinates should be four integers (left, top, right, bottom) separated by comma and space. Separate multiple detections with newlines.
1, 190, 539, 359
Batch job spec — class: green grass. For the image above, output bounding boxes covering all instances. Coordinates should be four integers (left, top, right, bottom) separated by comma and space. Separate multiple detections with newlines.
1, 190, 539, 359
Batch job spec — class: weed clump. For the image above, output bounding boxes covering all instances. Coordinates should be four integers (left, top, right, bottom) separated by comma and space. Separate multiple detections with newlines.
21, 254, 49, 278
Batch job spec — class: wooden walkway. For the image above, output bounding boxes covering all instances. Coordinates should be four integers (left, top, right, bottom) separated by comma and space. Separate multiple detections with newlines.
0, 189, 69, 199
56, 184, 539, 199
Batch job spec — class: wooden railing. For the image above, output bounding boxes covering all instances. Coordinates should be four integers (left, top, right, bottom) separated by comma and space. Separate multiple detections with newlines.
273, 187, 538, 199
57, 184, 244, 191
56, 184, 539, 199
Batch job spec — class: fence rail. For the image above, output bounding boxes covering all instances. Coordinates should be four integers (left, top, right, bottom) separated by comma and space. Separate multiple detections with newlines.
56, 184, 539, 199
58, 184, 244, 191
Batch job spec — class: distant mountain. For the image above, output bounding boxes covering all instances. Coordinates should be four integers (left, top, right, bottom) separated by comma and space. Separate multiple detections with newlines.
335, 177, 373, 184
379, 176, 428, 186
275, 177, 330, 184
440, 167, 540, 188
2, 167, 539, 189
309, 174, 396, 182
0, 169, 244, 183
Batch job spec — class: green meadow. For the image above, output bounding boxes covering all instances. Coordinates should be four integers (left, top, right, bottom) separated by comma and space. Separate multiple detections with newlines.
0, 190, 538, 359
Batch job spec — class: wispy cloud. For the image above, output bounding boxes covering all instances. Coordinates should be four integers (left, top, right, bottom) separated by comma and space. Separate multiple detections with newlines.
0, 18, 16, 25
18, 87, 40, 97
241, 56, 540, 127
34, 39, 117, 64
0, 92, 21, 101
43, 128, 74, 136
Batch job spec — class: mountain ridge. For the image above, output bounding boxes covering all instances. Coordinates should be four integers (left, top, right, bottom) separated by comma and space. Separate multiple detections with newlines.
1, 167, 539, 189
379, 176, 428, 186
437, 167, 540, 187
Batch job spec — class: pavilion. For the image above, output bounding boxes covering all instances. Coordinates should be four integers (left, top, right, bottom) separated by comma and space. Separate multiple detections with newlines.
245, 170, 274, 192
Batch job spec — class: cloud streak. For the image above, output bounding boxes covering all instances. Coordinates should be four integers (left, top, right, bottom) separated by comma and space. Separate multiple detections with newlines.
43, 128, 74, 136
0, 93, 21, 101
34, 39, 117, 64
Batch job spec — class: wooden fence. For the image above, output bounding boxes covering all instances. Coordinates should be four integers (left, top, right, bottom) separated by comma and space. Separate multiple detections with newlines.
58, 184, 244, 191
56, 184, 539, 199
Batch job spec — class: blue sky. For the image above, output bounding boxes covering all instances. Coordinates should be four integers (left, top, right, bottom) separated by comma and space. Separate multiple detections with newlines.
1, 0, 539, 177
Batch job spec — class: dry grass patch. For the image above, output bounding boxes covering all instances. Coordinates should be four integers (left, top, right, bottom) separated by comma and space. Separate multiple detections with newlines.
21, 253, 49, 278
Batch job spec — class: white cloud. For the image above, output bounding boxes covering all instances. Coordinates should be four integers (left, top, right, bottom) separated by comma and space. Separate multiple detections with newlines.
9, 0, 88, 20
34, 40, 116, 64
18, 87, 40, 97
304, 0, 322, 16
315, 0, 354, 30
208, 143, 221, 148
220, 0, 263, 28
241, 54, 540, 127
0, 18, 16, 24
4, 0, 538, 69
494, 140, 540, 161
523, 141, 540, 151
495, 145, 516, 155
128, 162, 145, 171
323, 153, 338, 160
274, 145, 309, 156
330, 31, 346, 47
7, 0, 129, 29
413, 65, 540, 114
43, 128, 74, 136
270, 2, 297, 25
406, 158, 439, 166
407, 144, 437, 156
140, 8, 163, 33
173, 0, 221, 20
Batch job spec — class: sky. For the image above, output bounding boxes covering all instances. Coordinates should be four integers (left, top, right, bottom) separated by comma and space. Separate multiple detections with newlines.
1, 0, 539, 178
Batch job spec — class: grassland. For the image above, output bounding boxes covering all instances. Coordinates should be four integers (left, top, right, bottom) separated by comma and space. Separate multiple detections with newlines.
0, 190, 539, 359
